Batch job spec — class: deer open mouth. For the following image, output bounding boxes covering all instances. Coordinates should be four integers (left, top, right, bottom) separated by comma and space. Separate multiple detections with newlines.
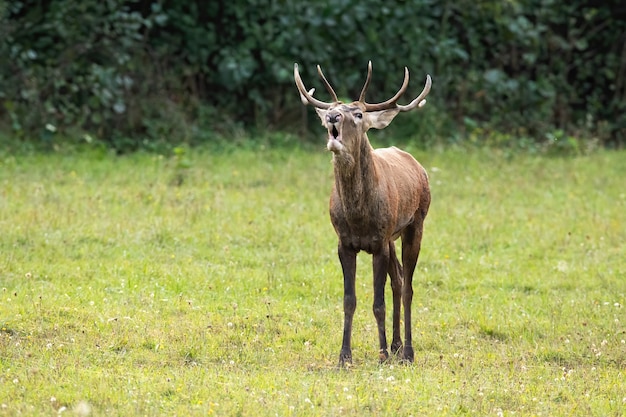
327, 125, 344, 152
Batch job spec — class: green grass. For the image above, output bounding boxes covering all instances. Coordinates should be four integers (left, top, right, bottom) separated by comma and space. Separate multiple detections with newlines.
1, 144, 625, 416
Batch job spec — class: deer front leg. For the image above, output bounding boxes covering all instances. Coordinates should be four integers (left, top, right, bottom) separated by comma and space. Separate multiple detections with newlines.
373, 245, 390, 362
338, 244, 357, 367
388, 241, 403, 355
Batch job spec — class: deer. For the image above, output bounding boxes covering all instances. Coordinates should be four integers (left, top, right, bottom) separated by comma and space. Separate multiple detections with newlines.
294, 61, 432, 366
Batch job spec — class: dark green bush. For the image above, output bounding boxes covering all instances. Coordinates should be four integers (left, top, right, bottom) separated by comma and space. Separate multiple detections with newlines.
1, 0, 624, 150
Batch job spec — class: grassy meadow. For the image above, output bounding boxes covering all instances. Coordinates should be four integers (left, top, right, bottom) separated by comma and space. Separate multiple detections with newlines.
0, 142, 625, 416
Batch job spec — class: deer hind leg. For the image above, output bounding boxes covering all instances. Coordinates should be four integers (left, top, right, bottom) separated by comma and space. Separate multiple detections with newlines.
400, 214, 426, 363
372, 244, 390, 362
388, 241, 404, 355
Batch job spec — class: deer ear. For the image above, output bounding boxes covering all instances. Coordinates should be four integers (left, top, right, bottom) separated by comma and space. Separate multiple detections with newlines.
315, 108, 327, 125
367, 109, 400, 129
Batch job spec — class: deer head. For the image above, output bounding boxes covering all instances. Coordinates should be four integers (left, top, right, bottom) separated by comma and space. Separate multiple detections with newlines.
294, 61, 432, 154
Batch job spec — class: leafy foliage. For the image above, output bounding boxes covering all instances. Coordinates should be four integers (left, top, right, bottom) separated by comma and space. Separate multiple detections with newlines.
1, 0, 625, 150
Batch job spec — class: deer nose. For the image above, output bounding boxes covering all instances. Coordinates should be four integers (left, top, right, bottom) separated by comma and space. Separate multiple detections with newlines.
326, 113, 341, 124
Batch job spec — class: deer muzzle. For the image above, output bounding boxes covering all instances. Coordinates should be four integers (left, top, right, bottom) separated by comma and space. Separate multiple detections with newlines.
325, 111, 345, 153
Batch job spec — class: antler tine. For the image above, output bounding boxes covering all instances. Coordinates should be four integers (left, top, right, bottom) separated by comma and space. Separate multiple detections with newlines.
298, 88, 316, 106
316, 65, 339, 103
358, 61, 373, 102
396, 74, 432, 112
294, 63, 333, 109
363, 67, 410, 112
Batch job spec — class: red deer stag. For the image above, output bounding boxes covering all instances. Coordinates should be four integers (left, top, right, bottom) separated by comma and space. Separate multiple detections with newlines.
294, 62, 431, 366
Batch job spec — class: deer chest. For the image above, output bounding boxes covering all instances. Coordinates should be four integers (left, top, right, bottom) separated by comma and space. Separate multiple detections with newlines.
330, 207, 390, 254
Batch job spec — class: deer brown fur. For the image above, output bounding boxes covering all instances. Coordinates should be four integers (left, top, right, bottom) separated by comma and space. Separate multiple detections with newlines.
294, 62, 432, 365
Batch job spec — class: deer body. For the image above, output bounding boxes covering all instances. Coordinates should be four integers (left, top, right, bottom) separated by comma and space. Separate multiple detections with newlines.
330, 145, 427, 253
294, 62, 431, 365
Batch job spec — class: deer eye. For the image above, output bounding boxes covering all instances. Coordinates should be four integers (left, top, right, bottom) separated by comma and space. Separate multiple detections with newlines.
355, 112, 363, 119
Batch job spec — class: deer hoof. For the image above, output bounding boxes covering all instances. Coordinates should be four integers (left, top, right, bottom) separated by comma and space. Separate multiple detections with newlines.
378, 349, 390, 363
338, 349, 352, 367
401, 346, 415, 363
391, 341, 403, 355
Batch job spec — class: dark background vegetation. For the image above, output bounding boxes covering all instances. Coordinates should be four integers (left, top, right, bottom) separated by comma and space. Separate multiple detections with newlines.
1, 0, 625, 152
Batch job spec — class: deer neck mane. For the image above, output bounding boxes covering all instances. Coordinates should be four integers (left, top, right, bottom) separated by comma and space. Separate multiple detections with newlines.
332, 133, 379, 209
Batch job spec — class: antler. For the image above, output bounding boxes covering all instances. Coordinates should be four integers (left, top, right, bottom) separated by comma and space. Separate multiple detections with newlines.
295, 62, 432, 112
396, 74, 432, 112
359, 62, 432, 112
317, 65, 339, 102
294, 63, 338, 109
358, 61, 373, 102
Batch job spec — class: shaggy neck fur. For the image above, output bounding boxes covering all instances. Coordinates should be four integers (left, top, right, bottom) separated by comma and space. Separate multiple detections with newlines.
332, 134, 379, 218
